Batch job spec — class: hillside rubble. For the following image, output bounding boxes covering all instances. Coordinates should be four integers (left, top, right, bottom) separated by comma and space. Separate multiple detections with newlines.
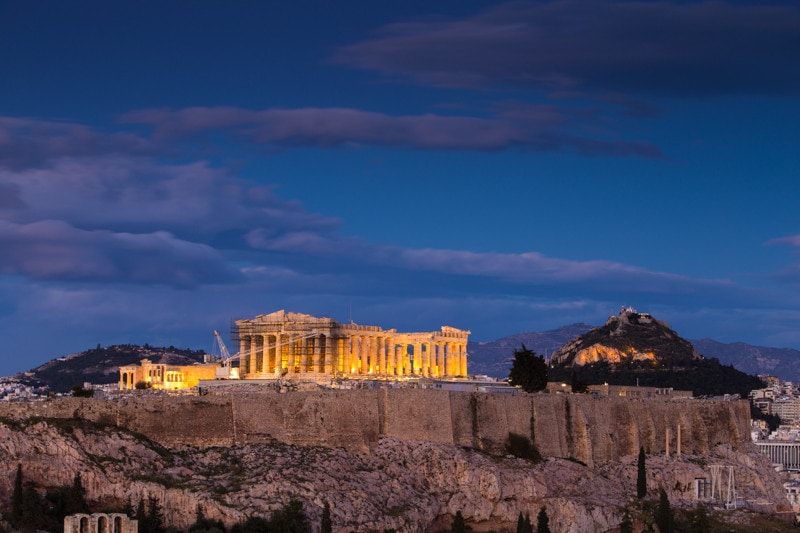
0, 417, 789, 532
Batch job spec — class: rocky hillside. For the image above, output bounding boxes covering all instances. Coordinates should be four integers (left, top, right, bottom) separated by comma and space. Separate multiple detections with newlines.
547, 309, 764, 397
0, 416, 790, 533
17, 344, 207, 393
550, 309, 701, 368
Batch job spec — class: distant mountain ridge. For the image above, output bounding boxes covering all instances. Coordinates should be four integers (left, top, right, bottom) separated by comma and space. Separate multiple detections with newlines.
469, 323, 800, 382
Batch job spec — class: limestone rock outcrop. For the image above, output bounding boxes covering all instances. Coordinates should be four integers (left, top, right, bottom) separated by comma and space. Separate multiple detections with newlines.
0, 416, 789, 532
551, 308, 702, 367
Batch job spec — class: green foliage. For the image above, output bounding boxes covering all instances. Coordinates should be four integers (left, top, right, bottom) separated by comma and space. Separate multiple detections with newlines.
655, 487, 674, 533
189, 504, 225, 533
619, 508, 633, 533
683, 503, 711, 533
508, 345, 548, 392
570, 370, 588, 393
506, 432, 543, 463
136, 381, 152, 390
230, 516, 271, 533
231, 500, 310, 533
71, 384, 95, 397
549, 356, 764, 398
268, 499, 310, 532
750, 401, 781, 432
11, 464, 22, 524
320, 501, 332, 533
7, 465, 90, 532
30, 344, 207, 393
637, 447, 647, 499
451, 510, 466, 533
536, 507, 550, 533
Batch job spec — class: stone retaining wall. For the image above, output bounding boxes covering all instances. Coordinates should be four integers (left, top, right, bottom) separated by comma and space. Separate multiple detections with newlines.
0, 390, 750, 462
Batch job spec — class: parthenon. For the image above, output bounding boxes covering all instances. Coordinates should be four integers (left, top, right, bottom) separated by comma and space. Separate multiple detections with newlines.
234, 310, 470, 379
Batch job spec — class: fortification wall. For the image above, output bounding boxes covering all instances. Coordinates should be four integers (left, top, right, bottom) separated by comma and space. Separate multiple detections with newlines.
0, 390, 750, 461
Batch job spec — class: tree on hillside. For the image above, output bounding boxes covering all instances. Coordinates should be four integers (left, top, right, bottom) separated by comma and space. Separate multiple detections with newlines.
655, 487, 674, 533
451, 510, 466, 533
65, 472, 89, 514
637, 447, 647, 499
619, 508, 633, 533
570, 370, 588, 393
321, 501, 332, 533
509, 345, 548, 392
12, 464, 23, 524
536, 507, 550, 533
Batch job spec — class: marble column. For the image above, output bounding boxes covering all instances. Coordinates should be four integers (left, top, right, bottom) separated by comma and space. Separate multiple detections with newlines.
324, 335, 333, 374
386, 339, 395, 375
275, 334, 284, 373
376, 337, 385, 375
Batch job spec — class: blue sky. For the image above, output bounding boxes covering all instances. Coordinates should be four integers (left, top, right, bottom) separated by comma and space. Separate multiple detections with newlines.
1, 1, 799, 376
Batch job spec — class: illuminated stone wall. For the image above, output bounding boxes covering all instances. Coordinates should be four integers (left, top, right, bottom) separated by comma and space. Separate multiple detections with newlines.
118, 358, 219, 391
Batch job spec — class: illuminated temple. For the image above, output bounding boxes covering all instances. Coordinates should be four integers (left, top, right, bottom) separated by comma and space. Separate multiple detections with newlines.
119, 310, 470, 390
235, 310, 470, 379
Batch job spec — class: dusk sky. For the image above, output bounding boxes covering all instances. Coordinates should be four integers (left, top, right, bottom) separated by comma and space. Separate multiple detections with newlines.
1, 1, 799, 376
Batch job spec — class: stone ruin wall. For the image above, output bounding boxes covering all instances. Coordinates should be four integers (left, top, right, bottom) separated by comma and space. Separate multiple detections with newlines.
0, 390, 750, 463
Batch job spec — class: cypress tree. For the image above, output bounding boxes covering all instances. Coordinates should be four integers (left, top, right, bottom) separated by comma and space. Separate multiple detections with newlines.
637, 447, 647, 499
516, 512, 525, 533
451, 510, 466, 533
66, 472, 89, 514
321, 501, 333, 533
523, 512, 532, 533
656, 487, 674, 533
11, 464, 23, 525
536, 507, 550, 533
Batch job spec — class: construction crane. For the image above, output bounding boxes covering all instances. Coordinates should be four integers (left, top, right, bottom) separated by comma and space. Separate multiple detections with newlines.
213, 330, 241, 379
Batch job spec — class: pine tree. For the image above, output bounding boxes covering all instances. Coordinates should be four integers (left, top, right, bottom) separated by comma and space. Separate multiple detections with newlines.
509, 345, 548, 393
637, 447, 647, 499
656, 487, 674, 533
136, 499, 147, 531
321, 501, 333, 533
146, 494, 164, 533
536, 507, 550, 533
523, 512, 532, 533
451, 510, 466, 533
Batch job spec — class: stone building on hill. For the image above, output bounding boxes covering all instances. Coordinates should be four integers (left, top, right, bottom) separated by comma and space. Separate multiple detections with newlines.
119, 310, 470, 390
119, 358, 219, 391
234, 310, 470, 379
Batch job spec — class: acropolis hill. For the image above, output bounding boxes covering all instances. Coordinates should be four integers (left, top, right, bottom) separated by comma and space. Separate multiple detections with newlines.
0, 310, 791, 531
0, 390, 790, 531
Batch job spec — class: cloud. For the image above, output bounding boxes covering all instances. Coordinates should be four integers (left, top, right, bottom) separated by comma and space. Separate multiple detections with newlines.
0, 116, 153, 170
766, 234, 800, 286
0, 219, 240, 287
767, 235, 800, 247
0, 156, 340, 245
120, 106, 663, 158
333, 1, 800, 97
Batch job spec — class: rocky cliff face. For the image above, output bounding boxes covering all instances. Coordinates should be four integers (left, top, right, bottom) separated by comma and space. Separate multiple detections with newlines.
0, 417, 789, 533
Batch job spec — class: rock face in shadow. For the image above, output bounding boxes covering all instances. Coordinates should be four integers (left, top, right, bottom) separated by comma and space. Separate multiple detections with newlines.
0, 417, 788, 532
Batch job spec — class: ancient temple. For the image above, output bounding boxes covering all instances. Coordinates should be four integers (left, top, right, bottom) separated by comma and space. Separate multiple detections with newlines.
234, 310, 470, 379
